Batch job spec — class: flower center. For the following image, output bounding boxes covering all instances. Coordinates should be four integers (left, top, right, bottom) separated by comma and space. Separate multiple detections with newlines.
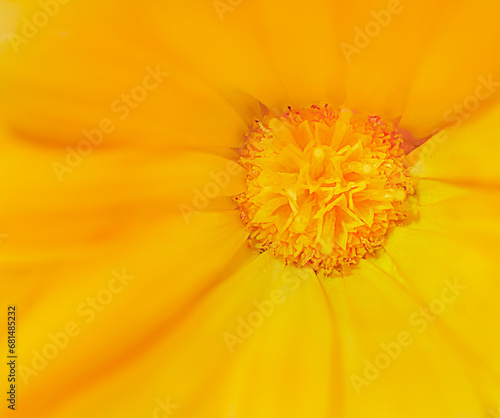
235, 105, 414, 275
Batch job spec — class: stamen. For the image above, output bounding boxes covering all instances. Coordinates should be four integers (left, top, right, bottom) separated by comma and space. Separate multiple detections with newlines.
235, 105, 414, 275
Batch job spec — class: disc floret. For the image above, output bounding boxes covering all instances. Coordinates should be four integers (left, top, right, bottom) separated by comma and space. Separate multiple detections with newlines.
236, 105, 413, 274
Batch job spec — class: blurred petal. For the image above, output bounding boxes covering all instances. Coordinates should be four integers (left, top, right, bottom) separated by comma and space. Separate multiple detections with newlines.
0, 2, 251, 153
0, 131, 245, 260
409, 101, 500, 184
338, 0, 453, 121
373, 183, 500, 412
252, 0, 347, 107
6, 251, 343, 418
324, 258, 493, 417
400, 0, 500, 137
1, 210, 248, 418
146, 0, 288, 110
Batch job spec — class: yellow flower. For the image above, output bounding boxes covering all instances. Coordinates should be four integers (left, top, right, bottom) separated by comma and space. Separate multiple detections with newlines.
1, 0, 500, 417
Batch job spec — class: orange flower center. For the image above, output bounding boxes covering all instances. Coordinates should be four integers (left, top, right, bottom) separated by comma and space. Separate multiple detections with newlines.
235, 105, 414, 275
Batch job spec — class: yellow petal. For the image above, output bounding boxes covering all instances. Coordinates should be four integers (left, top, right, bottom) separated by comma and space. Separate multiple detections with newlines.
0, 132, 246, 259
383, 180, 500, 380
1, 210, 248, 418
146, 0, 288, 110
324, 255, 497, 416
0, 1, 249, 152
338, 0, 453, 122
400, 0, 500, 137
409, 101, 500, 184
253, 0, 347, 107
19, 252, 340, 417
